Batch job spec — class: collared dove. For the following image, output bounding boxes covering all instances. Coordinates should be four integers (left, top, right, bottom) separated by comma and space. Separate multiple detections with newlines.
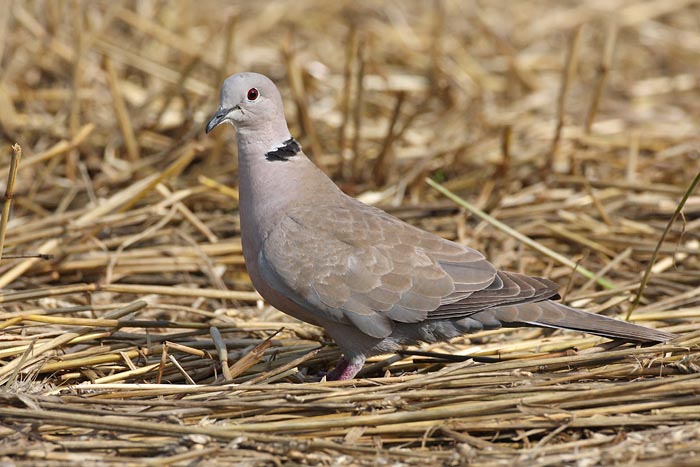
206, 72, 674, 380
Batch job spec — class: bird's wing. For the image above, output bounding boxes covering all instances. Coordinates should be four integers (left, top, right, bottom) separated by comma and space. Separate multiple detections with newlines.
259, 201, 552, 338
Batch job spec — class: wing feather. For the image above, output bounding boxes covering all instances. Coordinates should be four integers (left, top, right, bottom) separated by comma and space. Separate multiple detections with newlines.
259, 201, 498, 337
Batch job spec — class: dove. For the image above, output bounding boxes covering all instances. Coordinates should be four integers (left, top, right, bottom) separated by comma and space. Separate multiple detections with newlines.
206, 72, 674, 380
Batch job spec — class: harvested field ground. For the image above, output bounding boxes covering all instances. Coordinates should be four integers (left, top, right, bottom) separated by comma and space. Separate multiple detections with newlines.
1, 1, 699, 465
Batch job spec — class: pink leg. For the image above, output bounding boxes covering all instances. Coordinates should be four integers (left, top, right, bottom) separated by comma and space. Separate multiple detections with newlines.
326, 356, 365, 380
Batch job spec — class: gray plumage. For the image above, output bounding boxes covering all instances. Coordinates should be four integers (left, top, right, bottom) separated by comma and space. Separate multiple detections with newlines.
206, 72, 675, 380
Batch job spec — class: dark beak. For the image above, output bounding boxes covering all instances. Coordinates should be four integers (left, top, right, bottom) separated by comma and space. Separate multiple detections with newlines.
205, 107, 231, 134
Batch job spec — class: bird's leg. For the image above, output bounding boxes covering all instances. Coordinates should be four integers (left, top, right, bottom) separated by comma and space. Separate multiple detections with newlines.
326, 356, 365, 380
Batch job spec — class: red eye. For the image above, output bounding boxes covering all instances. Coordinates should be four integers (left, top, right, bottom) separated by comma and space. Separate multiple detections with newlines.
247, 88, 259, 100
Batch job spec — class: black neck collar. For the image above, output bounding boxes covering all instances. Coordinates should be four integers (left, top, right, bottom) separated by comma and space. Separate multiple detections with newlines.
265, 138, 300, 162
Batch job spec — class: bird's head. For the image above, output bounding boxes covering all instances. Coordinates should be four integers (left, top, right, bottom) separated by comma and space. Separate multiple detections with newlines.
206, 72, 287, 135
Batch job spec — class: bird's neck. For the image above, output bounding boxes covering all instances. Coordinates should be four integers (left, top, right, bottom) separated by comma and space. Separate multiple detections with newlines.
235, 121, 292, 157
235, 131, 340, 238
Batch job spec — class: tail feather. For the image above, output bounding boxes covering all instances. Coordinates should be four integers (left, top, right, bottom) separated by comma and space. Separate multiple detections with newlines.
491, 300, 675, 343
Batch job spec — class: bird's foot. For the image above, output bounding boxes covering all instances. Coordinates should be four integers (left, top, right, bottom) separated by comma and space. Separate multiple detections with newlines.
325, 356, 365, 380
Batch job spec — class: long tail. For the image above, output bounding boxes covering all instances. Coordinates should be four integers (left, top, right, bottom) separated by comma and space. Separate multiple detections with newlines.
487, 300, 675, 343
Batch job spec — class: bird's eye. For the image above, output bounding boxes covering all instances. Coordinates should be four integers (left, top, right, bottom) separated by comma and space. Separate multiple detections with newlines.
247, 88, 259, 101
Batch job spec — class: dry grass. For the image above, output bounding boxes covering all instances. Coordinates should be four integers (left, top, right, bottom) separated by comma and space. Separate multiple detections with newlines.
1, 0, 699, 465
